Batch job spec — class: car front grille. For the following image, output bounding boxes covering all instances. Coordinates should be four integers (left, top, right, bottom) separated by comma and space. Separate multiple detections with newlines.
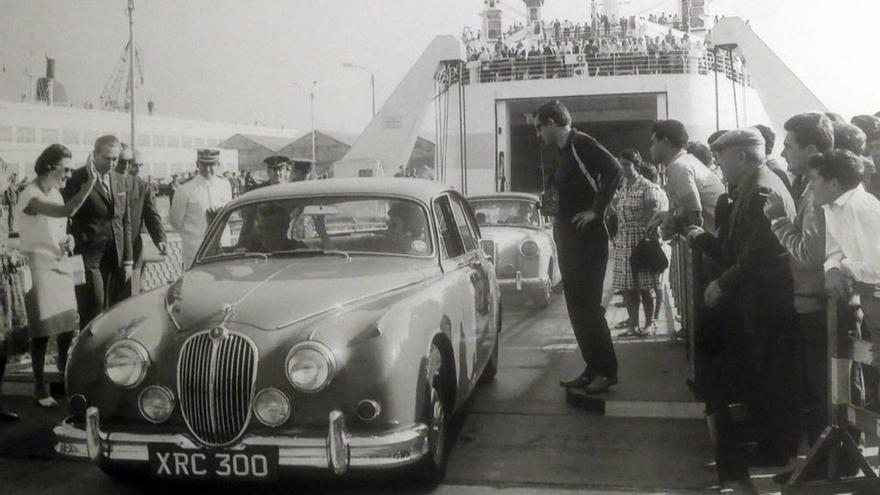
177, 330, 258, 446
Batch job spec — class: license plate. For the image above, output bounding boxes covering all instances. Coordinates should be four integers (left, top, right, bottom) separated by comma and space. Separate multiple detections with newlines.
148, 445, 278, 481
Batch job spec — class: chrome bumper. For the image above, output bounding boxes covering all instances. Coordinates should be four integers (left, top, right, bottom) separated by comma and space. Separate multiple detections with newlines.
54, 407, 429, 475
497, 272, 548, 291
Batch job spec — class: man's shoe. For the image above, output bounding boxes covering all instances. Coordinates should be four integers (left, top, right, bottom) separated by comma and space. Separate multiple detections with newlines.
0, 407, 19, 422
559, 371, 592, 388
721, 479, 758, 495
584, 375, 617, 394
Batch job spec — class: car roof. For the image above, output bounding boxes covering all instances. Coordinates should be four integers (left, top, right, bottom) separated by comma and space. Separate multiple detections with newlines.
468, 192, 540, 202
228, 178, 455, 207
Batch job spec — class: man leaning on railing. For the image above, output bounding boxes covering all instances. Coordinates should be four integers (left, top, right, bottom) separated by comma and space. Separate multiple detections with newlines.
814, 149, 880, 412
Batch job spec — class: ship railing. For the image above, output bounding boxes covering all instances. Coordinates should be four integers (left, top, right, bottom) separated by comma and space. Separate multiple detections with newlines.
462, 50, 750, 87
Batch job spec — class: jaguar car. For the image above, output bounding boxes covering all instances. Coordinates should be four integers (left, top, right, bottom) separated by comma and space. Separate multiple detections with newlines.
467, 193, 561, 309
55, 178, 501, 482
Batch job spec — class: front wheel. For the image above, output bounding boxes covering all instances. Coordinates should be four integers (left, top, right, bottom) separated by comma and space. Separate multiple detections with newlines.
416, 344, 449, 482
533, 279, 552, 309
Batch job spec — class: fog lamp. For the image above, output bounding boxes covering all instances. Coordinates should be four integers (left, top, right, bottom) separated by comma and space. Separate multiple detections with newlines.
254, 388, 291, 427
138, 386, 174, 423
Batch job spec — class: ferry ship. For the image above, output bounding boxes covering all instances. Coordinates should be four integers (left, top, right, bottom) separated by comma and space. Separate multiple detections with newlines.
337, 0, 827, 195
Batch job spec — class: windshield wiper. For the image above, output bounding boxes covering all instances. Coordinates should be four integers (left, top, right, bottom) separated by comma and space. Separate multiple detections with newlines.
198, 251, 270, 263
272, 248, 351, 262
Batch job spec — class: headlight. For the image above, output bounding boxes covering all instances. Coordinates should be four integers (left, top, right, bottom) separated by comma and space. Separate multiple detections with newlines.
285, 342, 336, 393
139, 386, 174, 423
519, 239, 539, 258
104, 340, 150, 388
253, 388, 291, 427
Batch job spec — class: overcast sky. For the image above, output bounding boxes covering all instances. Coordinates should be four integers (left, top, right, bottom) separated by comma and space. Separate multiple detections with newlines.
1, 0, 878, 136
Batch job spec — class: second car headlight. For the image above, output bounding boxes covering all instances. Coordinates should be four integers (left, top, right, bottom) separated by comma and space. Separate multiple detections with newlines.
104, 340, 150, 388
519, 239, 539, 258
285, 342, 336, 393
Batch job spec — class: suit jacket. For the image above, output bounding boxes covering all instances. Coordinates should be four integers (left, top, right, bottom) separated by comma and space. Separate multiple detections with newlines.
63, 168, 132, 267
694, 164, 797, 307
126, 175, 166, 265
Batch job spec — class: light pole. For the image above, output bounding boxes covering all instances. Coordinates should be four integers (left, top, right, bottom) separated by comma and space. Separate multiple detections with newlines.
292, 81, 318, 163
342, 62, 375, 117
127, 0, 136, 157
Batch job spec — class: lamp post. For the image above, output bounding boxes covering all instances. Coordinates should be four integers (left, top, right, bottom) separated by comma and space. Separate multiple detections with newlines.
292, 81, 318, 163
342, 62, 375, 117
127, 0, 136, 157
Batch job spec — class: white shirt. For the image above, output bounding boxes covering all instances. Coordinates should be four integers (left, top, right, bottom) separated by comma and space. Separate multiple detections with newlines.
169, 174, 232, 264
823, 184, 880, 283
664, 149, 725, 233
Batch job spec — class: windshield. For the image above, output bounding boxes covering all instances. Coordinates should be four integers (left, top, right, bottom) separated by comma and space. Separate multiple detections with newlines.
470, 199, 540, 228
198, 196, 434, 261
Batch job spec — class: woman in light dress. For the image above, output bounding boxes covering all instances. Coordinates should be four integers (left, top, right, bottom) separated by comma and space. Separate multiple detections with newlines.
15, 144, 96, 407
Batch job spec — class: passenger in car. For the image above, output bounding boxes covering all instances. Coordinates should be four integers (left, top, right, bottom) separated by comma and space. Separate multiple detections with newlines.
239, 203, 306, 253
385, 202, 429, 255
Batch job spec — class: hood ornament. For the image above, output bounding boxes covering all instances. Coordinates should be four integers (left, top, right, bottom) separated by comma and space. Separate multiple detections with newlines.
209, 325, 229, 341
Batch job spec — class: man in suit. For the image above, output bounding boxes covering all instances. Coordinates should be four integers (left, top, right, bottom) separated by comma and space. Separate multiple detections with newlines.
688, 128, 800, 493
63, 135, 132, 328
116, 145, 166, 297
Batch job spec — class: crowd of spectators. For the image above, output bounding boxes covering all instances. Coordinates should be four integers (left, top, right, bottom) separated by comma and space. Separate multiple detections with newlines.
623, 111, 880, 493
461, 15, 728, 84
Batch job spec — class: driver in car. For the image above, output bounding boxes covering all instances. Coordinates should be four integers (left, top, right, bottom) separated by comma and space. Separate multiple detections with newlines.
505, 203, 535, 225
386, 202, 429, 255
239, 203, 306, 252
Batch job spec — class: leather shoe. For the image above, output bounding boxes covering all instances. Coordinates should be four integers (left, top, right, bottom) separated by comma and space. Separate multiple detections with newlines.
584, 375, 617, 394
0, 407, 19, 422
559, 370, 592, 388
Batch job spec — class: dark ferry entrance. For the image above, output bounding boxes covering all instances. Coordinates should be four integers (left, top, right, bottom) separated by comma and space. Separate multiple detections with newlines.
502, 93, 665, 193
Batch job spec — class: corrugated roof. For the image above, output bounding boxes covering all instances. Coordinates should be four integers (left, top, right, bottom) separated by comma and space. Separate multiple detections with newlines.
222, 133, 296, 152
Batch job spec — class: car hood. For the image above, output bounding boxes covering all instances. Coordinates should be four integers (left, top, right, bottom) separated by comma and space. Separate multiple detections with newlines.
166, 256, 438, 331
479, 226, 537, 247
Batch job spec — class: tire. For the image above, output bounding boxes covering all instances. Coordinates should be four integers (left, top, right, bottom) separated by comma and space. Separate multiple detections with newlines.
533, 279, 551, 309
416, 343, 449, 482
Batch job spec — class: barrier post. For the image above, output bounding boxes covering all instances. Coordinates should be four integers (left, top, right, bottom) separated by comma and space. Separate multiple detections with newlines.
783, 296, 880, 494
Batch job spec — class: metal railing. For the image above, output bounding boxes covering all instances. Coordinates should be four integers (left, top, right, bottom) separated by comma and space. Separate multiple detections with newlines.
667, 238, 880, 493
782, 297, 880, 494
462, 51, 750, 87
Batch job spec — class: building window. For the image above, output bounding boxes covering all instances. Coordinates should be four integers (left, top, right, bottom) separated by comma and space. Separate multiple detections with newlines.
16, 127, 36, 143
181, 135, 193, 148
41, 128, 60, 144
152, 135, 166, 147
207, 138, 219, 147
194, 137, 206, 148
137, 134, 151, 147
63, 129, 80, 145
0, 126, 12, 142
167, 135, 180, 148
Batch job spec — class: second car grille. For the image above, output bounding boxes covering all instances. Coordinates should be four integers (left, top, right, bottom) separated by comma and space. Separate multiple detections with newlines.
177, 330, 257, 446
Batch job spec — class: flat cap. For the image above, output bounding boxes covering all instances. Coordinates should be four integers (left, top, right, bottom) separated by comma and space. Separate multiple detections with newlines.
197, 148, 220, 164
263, 155, 291, 169
709, 127, 765, 152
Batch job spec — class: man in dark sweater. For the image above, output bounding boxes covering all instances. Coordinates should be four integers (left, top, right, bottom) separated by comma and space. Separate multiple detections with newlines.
534, 100, 623, 394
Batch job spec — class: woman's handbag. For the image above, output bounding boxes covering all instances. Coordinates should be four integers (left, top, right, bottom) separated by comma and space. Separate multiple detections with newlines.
630, 237, 669, 273
58, 254, 86, 285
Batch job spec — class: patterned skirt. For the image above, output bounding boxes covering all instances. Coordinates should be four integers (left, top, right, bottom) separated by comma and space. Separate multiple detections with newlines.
612, 242, 662, 291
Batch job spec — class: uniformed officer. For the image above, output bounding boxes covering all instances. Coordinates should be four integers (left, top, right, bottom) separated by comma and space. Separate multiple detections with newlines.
290, 158, 317, 182
168, 149, 232, 268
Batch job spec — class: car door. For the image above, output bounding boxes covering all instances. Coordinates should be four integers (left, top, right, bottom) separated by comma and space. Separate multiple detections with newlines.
449, 194, 494, 376
433, 195, 480, 388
